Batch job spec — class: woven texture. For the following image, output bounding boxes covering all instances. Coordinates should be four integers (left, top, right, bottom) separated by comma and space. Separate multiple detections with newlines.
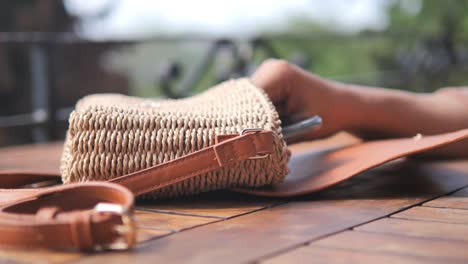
60, 78, 289, 199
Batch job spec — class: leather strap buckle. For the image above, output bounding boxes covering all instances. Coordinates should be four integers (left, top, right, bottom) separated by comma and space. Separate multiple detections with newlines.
93, 203, 136, 251
240, 128, 270, 160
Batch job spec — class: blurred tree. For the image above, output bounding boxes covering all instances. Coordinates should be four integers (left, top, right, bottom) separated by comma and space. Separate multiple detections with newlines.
381, 0, 468, 91
257, 0, 468, 92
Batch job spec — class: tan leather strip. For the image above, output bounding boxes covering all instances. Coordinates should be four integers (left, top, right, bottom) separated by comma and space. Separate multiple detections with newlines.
235, 129, 468, 197
110, 131, 273, 196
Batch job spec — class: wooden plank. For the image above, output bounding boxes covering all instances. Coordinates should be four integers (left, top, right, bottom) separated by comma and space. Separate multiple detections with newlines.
392, 206, 468, 224
0, 249, 81, 264
73, 200, 450, 264
425, 196, 468, 210
311, 230, 468, 261
74, 160, 468, 264
74, 199, 418, 264
356, 218, 468, 241
262, 246, 443, 264
137, 228, 172, 243
0, 142, 62, 173
137, 192, 282, 219
135, 210, 219, 232
424, 187, 468, 210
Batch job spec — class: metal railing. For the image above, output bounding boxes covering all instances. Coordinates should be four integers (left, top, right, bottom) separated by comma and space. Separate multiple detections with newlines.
0, 32, 466, 144
0, 33, 284, 143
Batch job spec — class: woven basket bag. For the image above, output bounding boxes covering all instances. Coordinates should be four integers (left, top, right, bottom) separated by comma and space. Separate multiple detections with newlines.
60, 78, 290, 199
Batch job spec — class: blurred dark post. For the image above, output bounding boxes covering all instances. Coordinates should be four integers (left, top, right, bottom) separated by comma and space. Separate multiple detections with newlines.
0, 1, 129, 146
0, 1, 74, 145
29, 43, 50, 142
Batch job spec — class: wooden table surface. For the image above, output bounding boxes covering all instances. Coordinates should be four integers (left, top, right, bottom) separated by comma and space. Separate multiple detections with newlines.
0, 136, 468, 264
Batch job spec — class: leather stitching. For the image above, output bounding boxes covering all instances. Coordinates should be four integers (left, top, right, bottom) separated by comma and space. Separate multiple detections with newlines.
115, 133, 266, 195
133, 136, 266, 195
113, 134, 253, 186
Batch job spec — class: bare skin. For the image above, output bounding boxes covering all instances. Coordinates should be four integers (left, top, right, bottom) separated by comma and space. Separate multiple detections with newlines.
251, 59, 468, 159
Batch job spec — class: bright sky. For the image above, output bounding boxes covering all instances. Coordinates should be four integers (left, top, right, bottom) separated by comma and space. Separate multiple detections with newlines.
64, 0, 410, 39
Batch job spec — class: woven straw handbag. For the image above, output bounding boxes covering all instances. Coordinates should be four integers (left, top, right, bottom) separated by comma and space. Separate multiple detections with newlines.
60, 78, 290, 199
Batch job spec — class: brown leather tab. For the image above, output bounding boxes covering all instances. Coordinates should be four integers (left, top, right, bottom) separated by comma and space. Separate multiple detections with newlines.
215, 134, 238, 144
70, 212, 94, 250
110, 130, 274, 196
235, 129, 468, 197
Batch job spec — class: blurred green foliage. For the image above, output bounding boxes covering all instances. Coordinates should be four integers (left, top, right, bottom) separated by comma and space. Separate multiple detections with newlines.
258, 0, 468, 92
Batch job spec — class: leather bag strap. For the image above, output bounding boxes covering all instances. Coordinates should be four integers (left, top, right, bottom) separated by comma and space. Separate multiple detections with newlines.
236, 128, 468, 197
0, 129, 274, 251
109, 130, 273, 196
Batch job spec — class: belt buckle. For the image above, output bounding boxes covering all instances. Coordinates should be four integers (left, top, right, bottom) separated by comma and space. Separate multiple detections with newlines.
240, 128, 270, 160
93, 203, 137, 251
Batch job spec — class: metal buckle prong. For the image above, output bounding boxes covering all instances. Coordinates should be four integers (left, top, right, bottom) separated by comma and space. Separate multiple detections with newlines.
93, 203, 136, 251
239, 128, 270, 160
